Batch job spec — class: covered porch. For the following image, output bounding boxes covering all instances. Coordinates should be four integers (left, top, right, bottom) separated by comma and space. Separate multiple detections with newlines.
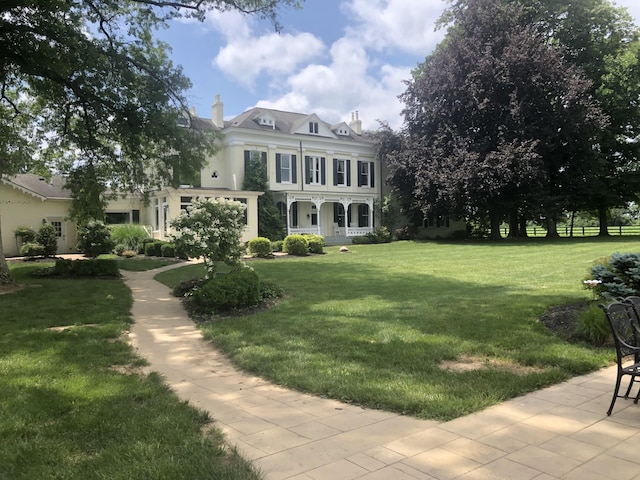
275, 193, 375, 240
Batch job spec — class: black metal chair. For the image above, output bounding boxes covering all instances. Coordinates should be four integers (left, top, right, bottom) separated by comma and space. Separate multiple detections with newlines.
600, 301, 640, 415
622, 296, 640, 317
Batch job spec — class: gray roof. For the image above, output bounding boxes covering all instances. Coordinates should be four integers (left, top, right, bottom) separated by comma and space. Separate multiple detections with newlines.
2, 174, 71, 200
222, 107, 373, 143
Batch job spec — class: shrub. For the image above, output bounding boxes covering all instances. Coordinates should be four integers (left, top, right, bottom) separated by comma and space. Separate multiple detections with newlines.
161, 243, 176, 258
366, 226, 391, 244
139, 237, 156, 254
14, 226, 37, 243
19, 242, 45, 257
171, 197, 246, 277
351, 236, 370, 245
53, 259, 120, 277
248, 237, 273, 257
77, 221, 115, 257
394, 226, 414, 241
192, 269, 260, 312
588, 253, 640, 300
173, 277, 206, 298
577, 303, 611, 345
36, 223, 58, 257
271, 240, 284, 252
113, 243, 127, 256
122, 250, 137, 258
283, 234, 308, 256
305, 234, 325, 254
144, 241, 165, 257
110, 224, 150, 252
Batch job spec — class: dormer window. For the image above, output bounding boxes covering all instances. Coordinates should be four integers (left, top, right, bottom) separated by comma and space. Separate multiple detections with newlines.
176, 117, 189, 127
258, 116, 275, 129
337, 127, 349, 136
309, 121, 319, 134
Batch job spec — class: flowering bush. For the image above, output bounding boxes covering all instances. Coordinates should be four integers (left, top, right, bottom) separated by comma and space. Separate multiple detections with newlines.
170, 197, 246, 277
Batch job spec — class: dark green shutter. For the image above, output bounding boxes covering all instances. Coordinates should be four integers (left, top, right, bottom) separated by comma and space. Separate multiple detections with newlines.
275, 154, 282, 183
292, 155, 297, 183
305, 156, 311, 184
347, 160, 351, 186
321, 157, 326, 185
370, 162, 375, 188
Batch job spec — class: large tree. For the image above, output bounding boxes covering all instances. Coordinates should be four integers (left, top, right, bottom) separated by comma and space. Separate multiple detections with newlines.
0, 0, 301, 284
523, 0, 640, 235
387, 0, 606, 239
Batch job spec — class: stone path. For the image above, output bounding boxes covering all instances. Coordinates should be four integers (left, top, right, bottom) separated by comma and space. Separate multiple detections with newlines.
123, 263, 640, 480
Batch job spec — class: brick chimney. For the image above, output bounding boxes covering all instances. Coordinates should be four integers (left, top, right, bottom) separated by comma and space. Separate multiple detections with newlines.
349, 111, 362, 135
211, 94, 224, 128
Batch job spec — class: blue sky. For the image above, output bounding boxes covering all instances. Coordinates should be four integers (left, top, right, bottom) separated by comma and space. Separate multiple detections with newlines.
157, 0, 640, 131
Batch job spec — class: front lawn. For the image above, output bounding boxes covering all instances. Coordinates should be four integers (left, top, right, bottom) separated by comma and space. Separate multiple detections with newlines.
0, 262, 261, 480
157, 238, 639, 421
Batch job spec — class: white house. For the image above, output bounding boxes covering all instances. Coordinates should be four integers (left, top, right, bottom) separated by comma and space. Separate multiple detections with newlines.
0, 95, 464, 257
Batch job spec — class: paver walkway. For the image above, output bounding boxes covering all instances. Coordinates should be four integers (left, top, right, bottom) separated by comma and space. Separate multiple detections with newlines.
123, 263, 640, 480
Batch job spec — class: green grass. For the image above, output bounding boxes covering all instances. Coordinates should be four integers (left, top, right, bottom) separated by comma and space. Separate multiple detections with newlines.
157, 237, 640, 421
0, 262, 261, 480
97, 254, 179, 271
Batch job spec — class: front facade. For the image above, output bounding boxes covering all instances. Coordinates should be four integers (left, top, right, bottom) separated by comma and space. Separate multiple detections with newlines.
206, 96, 380, 240
1, 98, 379, 256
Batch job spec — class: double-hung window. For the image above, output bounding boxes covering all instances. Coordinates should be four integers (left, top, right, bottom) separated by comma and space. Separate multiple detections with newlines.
276, 153, 297, 184
333, 158, 350, 186
305, 156, 325, 185
357, 160, 375, 188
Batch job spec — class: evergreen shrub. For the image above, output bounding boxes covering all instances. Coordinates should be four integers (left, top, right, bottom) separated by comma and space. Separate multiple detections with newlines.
192, 269, 260, 311
248, 237, 272, 257
304, 234, 325, 254
283, 234, 308, 256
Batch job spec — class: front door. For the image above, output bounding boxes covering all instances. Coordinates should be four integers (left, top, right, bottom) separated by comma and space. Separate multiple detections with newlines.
46, 218, 66, 253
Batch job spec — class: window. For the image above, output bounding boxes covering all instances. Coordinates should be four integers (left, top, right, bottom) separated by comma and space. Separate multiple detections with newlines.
290, 202, 298, 227
277, 201, 287, 228
305, 156, 325, 185
357, 204, 369, 227
309, 121, 319, 134
234, 197, 248, 225
426, 216, 450, 228
333, 203, 345, 227
276, 153, 297, 183
310, 205, 318, 226
333, 158, 350, 186
357, 160, 375, 188
244, 150, 267, 180
180, 196, 192, 212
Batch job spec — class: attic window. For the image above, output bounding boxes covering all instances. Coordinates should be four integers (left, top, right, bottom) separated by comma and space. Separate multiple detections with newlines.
176, 117, 189, 127
337, 127, 349, 136
259, 117, 275, 129
309, 121, 319, 134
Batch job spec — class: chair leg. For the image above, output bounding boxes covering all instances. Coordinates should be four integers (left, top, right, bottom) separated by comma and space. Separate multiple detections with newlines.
608, 374, 623, 416
624, 376, 635, 399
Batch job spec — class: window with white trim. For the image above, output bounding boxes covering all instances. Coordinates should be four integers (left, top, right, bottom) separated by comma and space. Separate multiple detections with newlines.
309, 156, 321, 185
309, 121, 319, 134
335, 159, 346, 186
279, 154, 292, 183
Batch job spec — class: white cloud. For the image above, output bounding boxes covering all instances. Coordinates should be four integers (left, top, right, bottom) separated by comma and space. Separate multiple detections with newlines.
256, 38, 412, 130
344, 0, 447, 54
204, 10, 325, 88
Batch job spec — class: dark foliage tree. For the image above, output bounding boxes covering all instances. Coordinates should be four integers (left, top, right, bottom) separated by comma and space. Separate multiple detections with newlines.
0, 0, 301, 284
243, 151, 285, 240
390, 0, 606, 239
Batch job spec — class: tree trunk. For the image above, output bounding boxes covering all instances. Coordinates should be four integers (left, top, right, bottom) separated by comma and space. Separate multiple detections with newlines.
519, 216, 528, 238
545, 216, 560, 238
490, 211, 502, 240
598, 206, 609, 236
507, 209, 519, 238
0, 215, 14, 285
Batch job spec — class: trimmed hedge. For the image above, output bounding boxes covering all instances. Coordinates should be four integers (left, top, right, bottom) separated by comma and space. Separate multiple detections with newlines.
248, 237, 272, 257
304, 234, 325, 254
53, 259, 120, 277
283, 234, 308, 256
161, 243, 176, 258
192, 269, 261, 312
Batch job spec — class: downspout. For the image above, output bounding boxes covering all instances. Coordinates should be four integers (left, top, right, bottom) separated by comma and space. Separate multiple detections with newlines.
299, 141, 304, 191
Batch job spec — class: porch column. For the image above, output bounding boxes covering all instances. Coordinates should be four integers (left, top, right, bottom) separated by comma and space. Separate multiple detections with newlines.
286, 194, 295, 236
341, 199, 351, 237
367, 198, 374, 229
312, 197, 324, 235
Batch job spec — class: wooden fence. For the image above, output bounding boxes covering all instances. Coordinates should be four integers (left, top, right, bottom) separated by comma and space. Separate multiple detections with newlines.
502, 225, 640, 238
